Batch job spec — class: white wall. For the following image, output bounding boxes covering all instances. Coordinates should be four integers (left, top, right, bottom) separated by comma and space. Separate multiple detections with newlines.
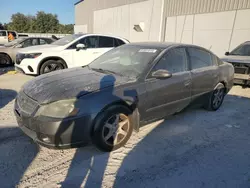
164, 9, 250, 57
93, 0, 164, 42
74, 25, 88, 34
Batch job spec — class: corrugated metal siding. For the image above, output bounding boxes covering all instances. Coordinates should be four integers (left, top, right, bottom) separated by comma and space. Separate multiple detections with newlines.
75, 0, 148, 32
165, 0, 250, 17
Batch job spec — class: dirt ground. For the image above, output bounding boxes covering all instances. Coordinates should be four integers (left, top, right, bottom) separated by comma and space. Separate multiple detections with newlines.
1, 70, 250, 188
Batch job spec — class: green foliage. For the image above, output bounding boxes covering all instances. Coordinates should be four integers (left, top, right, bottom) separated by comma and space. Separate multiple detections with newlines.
5, 11, 73, 34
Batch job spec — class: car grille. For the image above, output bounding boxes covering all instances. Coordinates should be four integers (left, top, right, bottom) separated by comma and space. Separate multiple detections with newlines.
16, 91, 39, 116
230, 62, 250, 75
15, 53, 25, 65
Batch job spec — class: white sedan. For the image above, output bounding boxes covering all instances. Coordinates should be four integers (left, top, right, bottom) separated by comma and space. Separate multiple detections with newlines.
15, 34, 129, 75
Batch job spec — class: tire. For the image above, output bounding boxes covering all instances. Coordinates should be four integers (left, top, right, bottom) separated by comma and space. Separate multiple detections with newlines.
40, 60, 64, 75
0, 54, 12, 66
92, 105, 134, 152
204, 83, 226, 111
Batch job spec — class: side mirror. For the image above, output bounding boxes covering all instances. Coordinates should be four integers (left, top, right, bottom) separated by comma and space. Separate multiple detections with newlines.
15, 44, 23, 48
76, 43, 86, 51
151, 69, 172, 79
225, 52, 230, 56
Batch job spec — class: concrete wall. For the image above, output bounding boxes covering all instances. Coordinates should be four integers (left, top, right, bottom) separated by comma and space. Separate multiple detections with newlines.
93, 0, 164, 42
74, 25, 88, 34
164, 9, 250, 57
75, 0, 147, 33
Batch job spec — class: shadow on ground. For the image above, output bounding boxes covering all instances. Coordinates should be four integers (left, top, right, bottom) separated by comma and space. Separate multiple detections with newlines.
0, 127, 39, 188
112, 94, 250, 188
0, 66, 15, 76
0, 89, 17, 109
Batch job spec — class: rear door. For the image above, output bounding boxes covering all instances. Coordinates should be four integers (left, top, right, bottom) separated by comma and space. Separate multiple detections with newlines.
143, 47, 192, 121
187, 47, 219, 100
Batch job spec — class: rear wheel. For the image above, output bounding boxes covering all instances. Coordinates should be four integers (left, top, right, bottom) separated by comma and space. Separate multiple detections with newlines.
92, 105, 133, 152
0, 54, 12, 66
204, 83, 225, 111
40, 60, 64, 75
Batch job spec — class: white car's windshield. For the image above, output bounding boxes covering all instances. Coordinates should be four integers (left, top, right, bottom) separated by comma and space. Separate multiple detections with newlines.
89, 45, 161, 78
51, 34, 84, 46
4, 38, 25, 47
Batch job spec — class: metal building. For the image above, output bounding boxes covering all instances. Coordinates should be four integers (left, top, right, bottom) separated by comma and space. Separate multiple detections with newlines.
75, 0, 250, 56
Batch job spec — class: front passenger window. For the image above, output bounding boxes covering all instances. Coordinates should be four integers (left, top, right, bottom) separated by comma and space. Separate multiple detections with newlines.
81, 36, 98, 48
188, 48, 213, 69
152, 48, 187, 74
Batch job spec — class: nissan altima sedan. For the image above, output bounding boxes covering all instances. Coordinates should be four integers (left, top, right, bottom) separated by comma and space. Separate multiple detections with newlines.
14, 42, 234, 152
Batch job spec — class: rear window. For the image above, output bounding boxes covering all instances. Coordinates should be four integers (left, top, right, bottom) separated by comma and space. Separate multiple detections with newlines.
115, 39, 125, 47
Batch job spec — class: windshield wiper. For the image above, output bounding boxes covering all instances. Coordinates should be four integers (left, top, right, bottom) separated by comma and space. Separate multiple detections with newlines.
91, 68, 123, 76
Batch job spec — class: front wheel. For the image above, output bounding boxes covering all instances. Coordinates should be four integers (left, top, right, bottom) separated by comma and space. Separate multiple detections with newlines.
92, 105, 133, 152
204, 83, 225, 111
40, 60, 64, 75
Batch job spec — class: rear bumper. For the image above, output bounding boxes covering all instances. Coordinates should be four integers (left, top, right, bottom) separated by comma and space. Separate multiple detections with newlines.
14, 101, 97, 149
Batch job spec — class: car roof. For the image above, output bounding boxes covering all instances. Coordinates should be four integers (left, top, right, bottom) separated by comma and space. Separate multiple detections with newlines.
125, 42, 197, 49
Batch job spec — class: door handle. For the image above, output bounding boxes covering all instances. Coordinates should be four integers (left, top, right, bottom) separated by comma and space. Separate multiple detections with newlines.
93, 52, 101, 54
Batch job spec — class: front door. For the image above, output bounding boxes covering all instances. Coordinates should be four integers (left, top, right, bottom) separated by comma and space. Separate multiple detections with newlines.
72, 36, 101, 67
143, 47, 192, 121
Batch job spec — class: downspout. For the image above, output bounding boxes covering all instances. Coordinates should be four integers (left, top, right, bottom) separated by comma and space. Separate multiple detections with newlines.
160, 0, 166, 42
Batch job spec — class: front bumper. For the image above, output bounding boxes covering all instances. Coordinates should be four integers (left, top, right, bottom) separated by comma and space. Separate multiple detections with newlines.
15, 58, 40, 75
14, 100, 96, 149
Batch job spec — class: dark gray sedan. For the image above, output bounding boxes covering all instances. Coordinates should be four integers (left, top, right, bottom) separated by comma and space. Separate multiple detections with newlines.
14, 42, 234, 151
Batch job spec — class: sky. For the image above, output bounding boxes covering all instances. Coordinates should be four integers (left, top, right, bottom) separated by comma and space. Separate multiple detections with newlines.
0, 0, 79, 24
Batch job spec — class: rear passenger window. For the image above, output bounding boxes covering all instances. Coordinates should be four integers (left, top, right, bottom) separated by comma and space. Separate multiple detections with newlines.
152, 48, 187, 74
188, 48, 213, 69
99, 36, 114, 48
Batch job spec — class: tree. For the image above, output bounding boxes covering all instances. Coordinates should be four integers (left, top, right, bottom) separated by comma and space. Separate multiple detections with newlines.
34, 11, 59, 33
3, 11, 73, 34
7, 13, 31, 32
0, 23, 4, 30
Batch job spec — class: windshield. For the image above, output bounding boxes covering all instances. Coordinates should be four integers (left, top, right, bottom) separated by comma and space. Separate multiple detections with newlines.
230, 43, 250, 56
51, 34, 83, 46
89, 45, 161, 78
4, 38, 25, 47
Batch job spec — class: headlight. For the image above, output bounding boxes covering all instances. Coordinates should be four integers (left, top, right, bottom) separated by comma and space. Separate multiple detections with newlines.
35, 99, 79, 118
24, 53, 42, 59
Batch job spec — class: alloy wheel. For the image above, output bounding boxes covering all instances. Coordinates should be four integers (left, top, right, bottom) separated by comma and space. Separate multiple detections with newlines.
44, 63, 63, 73
212, 88, 224, 109
102, 113, 130, 146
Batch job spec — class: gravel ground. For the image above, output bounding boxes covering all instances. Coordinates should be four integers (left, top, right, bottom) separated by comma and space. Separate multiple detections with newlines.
1, 70, 250, 188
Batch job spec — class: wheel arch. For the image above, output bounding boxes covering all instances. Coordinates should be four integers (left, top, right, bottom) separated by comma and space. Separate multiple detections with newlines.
0, 52, 12, 62
37, 56, 68, 74
91, 99, 140, 136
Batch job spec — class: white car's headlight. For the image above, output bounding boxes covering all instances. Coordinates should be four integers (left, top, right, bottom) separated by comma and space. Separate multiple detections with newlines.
24, 53, 42, 59
35, 99, 79, 118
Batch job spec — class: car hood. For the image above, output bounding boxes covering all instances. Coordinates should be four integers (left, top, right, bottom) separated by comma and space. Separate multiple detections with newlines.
21, 67, 133, 104
18, 44, 63, 53
221, 55, 250, 64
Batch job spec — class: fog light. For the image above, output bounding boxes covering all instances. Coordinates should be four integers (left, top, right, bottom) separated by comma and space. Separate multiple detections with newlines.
40, 134, 51, 143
